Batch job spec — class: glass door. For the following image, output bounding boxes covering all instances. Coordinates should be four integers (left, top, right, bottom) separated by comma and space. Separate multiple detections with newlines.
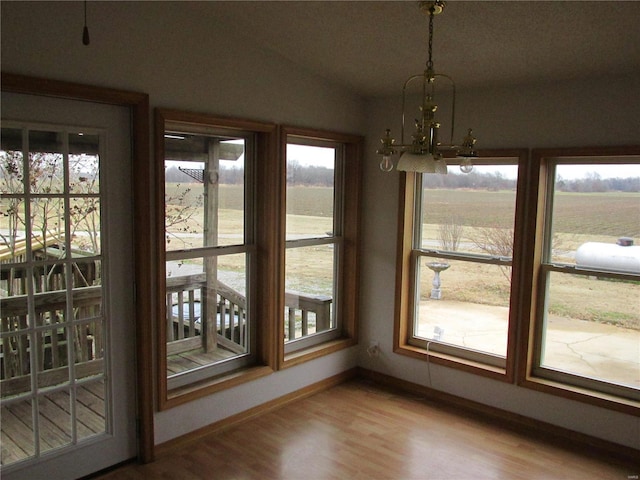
0, 93, 136, 479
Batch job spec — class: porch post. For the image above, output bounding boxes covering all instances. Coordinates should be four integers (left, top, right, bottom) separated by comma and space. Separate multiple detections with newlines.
203, 139, 219, 352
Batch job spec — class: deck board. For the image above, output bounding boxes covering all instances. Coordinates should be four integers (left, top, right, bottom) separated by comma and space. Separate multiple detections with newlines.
166, 346, 237, 376
0, 404, 34, 463
0, 381, 106, 466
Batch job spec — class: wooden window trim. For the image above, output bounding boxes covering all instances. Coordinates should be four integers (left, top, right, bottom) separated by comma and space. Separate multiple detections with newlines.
517, 146, 640, 416
394, 149, 529, 383
155, 108, 278, 410
278, 126, 362, 370
1, 72, 154, 462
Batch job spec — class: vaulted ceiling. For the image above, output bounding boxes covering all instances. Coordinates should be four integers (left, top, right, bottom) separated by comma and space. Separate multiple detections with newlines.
198, 1, 640, 97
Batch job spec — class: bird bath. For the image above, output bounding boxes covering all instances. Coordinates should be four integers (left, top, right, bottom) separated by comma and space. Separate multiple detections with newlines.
426, 262, 450, 300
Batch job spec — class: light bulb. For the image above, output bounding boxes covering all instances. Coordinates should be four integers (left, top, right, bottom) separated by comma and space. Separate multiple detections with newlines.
379, 155, 394, 172
459, 157, 474, 173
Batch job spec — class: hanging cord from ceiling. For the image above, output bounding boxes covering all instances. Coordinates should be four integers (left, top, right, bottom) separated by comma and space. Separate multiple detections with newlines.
82, 0, 90, 45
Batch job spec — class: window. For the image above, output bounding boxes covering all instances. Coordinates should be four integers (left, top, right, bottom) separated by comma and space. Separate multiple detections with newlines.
155, 115, 361, 405
396, 151, 527, 380
522, 148, 640, 408
156, 110, 277, 408
279, 127, 361, 367
397, 145, 640, 412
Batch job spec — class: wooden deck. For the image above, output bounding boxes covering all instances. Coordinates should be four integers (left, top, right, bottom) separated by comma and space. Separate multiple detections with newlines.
167, 346, 237, 376
1, 380, 106, 466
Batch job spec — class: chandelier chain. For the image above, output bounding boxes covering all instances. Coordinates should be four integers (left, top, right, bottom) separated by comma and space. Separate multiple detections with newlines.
376, 0, 478, 173
427, 9, 434, 71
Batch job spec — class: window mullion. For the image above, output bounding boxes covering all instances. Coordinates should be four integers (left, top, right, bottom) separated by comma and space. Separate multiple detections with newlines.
417, 248, 513, 266
412, 173, 424, 247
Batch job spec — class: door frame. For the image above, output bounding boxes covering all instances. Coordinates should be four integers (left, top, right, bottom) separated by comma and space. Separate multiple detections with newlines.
1, 73, 154, 463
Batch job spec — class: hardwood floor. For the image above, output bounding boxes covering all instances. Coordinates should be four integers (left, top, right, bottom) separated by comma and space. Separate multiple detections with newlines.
94, 379, 638, 479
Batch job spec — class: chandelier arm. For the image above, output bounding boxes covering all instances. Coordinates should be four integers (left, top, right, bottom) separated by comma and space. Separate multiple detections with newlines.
432, 73, 456, 146
401, 73, 428, 144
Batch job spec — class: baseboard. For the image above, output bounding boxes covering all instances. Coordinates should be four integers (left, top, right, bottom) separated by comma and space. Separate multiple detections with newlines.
154, 367, 358, 456
356, 367, 640, 468
154, 365, 638, 468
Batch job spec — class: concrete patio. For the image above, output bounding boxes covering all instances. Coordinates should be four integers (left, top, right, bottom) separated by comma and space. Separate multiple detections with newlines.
417, 300, 640, 388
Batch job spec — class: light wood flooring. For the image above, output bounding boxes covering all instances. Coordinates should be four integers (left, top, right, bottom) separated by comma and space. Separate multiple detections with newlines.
93, 379, 638, 479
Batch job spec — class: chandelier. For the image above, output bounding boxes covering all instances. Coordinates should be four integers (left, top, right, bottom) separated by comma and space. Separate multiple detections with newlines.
377, 1, 477, 174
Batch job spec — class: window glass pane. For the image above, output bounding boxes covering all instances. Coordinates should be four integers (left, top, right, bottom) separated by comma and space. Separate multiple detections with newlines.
166, 253, 249, 379
76, 380, 106, 440
0, 199, 26, 265
70, 197, 101, 255
28, 130, 64, 194
73, 290, 102, 321
414, 257, 510, 357
541, 271, 639, 388
71, 259, 101, 288
0, 128, 24, 194
0, 399, 35, 462
30, 197, 66, 261
68, 133, 99, 194
284, 244, 335, 342
286, 144, 335, 240
32, 263, 66, 293
37, 325, 70, 388
165, 134, 245, 251
421, 165, 518, 256
549, 163, 640, 266
39, 391, 71, 454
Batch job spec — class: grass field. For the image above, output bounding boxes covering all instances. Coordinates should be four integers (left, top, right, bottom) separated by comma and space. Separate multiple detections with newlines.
163, 183, 640, 329
167, 183, 640, 235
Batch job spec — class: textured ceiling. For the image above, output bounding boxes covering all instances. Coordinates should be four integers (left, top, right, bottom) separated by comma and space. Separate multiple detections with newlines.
200, 1, 640, 97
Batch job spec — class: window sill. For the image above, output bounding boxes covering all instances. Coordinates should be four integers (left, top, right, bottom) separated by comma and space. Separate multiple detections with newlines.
395, 343, 512, 382
281, 337, 357, 370
519, 375, 639, 416
160, 364, 274, 410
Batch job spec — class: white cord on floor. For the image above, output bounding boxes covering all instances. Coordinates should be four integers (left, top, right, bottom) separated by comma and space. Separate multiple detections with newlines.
426, 341, 432, 388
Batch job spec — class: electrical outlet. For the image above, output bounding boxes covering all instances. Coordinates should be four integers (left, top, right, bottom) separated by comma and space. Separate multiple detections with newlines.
367, 341, 380, 358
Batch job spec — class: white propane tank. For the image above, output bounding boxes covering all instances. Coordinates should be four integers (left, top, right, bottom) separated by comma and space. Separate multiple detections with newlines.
575, 238, 640, 274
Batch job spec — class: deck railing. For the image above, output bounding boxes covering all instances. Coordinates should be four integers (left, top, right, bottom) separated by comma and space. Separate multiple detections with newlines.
166, 274, 248, 355
1, 267, 334, 396
284, 291, 332, 341
0, 286, 103, 398
1, 238, 102, 399
166, 274, 333, 352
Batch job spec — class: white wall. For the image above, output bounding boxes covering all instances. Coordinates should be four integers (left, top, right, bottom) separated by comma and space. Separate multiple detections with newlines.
1, 1, 364, 446
360, 75, 640, 449
1, 1, 364, 132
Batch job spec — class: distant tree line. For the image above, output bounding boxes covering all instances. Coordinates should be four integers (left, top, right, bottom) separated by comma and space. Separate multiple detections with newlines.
424, 171, 517, 190
286, 160, 333, 186
166, 164, 639, 192
165, 160, 334, 186
555, 173, 639, 193
424, 170, 639, 192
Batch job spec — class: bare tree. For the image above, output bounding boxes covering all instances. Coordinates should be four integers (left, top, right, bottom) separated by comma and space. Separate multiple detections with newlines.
470, 226, 513, 282
164, 182, 203, 250
438, 215, 464, 251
